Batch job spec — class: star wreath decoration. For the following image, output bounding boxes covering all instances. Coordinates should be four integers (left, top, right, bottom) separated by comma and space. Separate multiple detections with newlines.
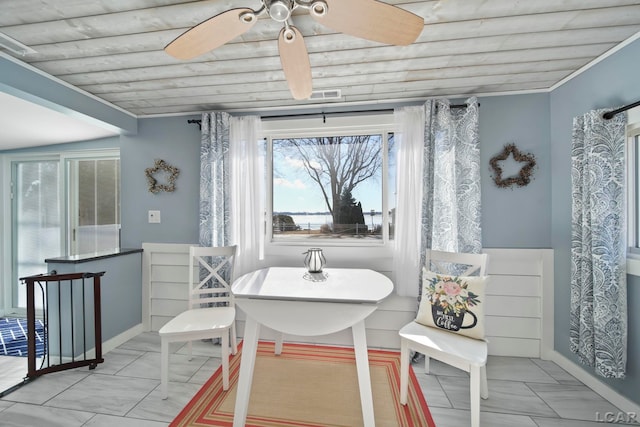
145, 159, 180, 193
489, 143, 536, 188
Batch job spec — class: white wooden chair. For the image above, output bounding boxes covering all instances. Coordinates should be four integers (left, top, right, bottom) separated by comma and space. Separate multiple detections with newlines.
399, 249, 489, 427
159, 245, 237, 399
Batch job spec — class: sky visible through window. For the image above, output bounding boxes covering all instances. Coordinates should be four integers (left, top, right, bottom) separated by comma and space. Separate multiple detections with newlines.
273, 136, 383, 214
271, 133, 396, 235
273, 157, 382, 214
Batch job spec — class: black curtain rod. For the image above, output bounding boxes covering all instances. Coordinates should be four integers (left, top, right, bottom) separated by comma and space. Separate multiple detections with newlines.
262, 109, 394, 121
603, 99, 640, 120
188, 109, 393, 125
187, 103, 476, 126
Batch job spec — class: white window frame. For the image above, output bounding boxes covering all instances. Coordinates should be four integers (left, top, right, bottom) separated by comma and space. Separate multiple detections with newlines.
262, 112, 395, 249
63, 149, 121, 255
625, 106, 640, 275
0, 148, 120, 315
1, 152, 63, 316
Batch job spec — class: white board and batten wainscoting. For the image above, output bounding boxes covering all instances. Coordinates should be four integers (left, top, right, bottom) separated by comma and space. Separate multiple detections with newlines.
141, 243, 640, 414
142, 243, 553, 359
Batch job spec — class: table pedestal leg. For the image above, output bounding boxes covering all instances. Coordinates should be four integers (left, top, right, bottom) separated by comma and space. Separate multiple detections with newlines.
233, 316, 260, 427
352, 319, 375, 427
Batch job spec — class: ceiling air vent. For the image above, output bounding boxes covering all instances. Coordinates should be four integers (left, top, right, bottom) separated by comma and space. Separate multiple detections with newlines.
0, 32, 36, 55
309, 89, 342, 100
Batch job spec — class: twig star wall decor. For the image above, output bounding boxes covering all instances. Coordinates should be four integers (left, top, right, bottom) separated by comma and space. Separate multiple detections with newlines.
489, 143, 536, 188
145, 159, 180, 193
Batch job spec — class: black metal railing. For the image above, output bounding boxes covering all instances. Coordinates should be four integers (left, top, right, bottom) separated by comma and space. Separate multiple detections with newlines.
20, 271, 105, 378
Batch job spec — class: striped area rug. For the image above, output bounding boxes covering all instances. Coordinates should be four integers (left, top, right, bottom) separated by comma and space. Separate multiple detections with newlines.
171, 341, 435, 427
0, 318, 45, 357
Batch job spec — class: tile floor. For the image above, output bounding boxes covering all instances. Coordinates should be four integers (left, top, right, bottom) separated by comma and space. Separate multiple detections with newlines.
0, 356, 28, 395
0, 332, 638, 426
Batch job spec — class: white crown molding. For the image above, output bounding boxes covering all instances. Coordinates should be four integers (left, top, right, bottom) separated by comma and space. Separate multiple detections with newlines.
550, 30, 640, 92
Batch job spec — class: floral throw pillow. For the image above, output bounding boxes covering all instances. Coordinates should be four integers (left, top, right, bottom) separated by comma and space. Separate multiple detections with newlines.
415, 268, 488, 340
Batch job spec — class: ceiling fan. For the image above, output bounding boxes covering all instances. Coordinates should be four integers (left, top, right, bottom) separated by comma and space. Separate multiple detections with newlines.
164, 0, 424, 100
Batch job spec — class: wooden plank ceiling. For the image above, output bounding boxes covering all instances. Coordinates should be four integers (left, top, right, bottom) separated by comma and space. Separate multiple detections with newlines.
1, 0, 639, 116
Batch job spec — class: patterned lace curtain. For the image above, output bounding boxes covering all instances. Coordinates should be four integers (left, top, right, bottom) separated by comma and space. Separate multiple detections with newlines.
199, 112, 232, 321
570, 109, 627, 379
393, 97, 482, 296
200, 112, 231, 247
420, 97, 482, 283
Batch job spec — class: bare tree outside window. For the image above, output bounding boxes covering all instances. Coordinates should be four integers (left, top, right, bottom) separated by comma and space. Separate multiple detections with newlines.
273, 134, 388, 238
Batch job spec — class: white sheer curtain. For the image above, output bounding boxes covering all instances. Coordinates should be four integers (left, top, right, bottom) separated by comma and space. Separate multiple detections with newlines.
392, 106, 426, 297
229, 115, 265, 277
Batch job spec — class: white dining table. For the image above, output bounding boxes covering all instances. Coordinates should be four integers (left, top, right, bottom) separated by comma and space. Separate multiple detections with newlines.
230, 266, 394, 427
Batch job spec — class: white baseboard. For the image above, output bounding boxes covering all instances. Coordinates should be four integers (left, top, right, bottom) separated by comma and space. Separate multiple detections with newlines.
550, 350, 640, 415
102, 323, 144, 354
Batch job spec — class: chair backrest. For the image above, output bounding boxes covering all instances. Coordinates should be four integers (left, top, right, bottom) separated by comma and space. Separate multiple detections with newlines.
188, 245, 237, 309
425, 249, 488, 277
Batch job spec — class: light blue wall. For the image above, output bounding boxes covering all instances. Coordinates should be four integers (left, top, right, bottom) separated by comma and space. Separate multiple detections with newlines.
0, 64, 554, 252
120, 115, 201, 248
118, 94, 553, 250
478, 93, 551, 248
550, 38, 640, 405
47, 251, 142, 343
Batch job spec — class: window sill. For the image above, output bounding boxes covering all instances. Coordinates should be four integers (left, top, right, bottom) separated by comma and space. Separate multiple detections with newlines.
627, 256, 640, 277
268, 238, 389, 248
264, 242, 394, 267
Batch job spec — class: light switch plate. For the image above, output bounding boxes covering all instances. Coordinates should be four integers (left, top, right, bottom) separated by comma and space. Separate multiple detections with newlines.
148, 210, 161, 223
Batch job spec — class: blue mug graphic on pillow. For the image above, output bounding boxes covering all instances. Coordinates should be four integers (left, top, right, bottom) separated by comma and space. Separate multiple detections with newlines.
424, 274, 480, 332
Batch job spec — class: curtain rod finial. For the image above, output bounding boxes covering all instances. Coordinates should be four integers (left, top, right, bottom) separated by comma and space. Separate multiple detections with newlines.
188, 119, 202, 130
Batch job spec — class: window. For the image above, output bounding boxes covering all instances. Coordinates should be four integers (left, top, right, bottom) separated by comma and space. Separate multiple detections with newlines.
12, 158, 60, 309
66, 153, 120, 255
264, 113, 395, 244
5, 149, 120, 314
627, 107, 640, 254
630, 134, 640, 251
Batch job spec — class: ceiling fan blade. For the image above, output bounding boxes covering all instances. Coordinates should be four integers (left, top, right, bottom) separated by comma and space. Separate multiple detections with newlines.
278, 27, 313, 100
165, 8, 257, 60
312, 0, 423, 46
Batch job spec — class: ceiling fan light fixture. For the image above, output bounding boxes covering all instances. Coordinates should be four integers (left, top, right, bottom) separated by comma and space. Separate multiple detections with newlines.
268, 0, 292, 22
166, 0, 425, 101
310, 1, 328, 17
